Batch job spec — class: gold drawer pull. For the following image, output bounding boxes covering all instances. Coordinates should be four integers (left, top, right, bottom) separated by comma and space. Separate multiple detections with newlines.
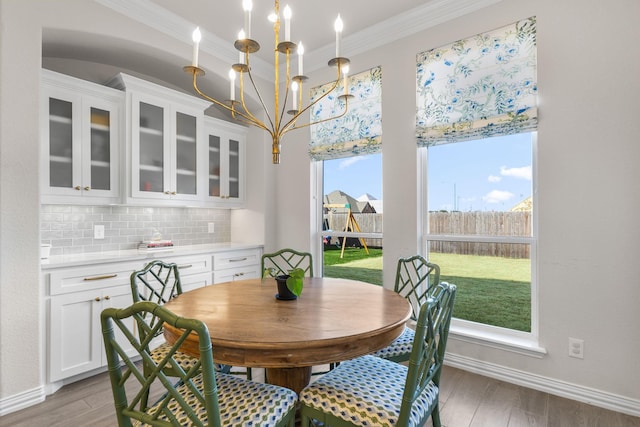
94, 297, 101, 302
229, 257, 248, 262
178, 264, 193, 269
84, 274, 118, 281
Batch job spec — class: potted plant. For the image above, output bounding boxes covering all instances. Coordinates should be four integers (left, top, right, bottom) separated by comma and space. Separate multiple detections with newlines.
274, 267, 305, 300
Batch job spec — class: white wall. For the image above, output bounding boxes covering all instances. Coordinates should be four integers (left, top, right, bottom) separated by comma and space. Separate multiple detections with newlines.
270, 0, 640, 411
0, 0, 43, 402
1, 0, 639, 417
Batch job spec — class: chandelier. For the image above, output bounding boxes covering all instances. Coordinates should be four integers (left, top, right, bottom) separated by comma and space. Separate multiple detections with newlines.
183, 0, 352, 164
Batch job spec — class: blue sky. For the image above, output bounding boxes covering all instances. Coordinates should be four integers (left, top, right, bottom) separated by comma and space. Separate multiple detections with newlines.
323, 133, 532, 211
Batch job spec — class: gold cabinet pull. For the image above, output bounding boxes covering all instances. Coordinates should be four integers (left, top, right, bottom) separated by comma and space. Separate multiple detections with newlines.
104, 295, 110, 300
94, 297, 101, 302
234, 272, 245, 277
229, 257, 248, 262
178, 264, 193, 269
84, 186, 91, 191
74, 186, 81, 191
84, 274, 117, 281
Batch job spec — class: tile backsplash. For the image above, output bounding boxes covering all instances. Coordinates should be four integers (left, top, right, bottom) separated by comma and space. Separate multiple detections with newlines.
41, 205, 231, 256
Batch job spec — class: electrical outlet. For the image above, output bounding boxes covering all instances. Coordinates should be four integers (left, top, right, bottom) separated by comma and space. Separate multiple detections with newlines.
569, 337, 584, 359
94, 224, 105, 239
208, 222, 215, 233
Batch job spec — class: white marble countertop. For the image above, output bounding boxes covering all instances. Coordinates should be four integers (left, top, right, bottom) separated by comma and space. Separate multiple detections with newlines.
41, 242, 263, 270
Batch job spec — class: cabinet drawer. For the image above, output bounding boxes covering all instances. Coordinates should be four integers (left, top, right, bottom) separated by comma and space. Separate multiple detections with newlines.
212, 248, 260, 271
162, 253, 211, 277
48, 261, 144, 296
213, 264, 261, 284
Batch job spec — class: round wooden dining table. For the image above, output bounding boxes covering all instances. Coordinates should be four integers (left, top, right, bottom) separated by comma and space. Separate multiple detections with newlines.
163, 277, 411, 394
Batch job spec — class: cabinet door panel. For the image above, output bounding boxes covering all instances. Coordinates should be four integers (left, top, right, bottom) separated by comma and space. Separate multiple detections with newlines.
48, 97, 76, 189
138, 101, 166, 194
208, 134, 221, 197
49, 291, 102, 382
89, 107, 112, 191
175, 112, 198, 196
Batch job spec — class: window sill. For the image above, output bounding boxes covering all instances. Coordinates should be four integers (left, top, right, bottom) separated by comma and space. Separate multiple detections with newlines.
449, 319, 547, 358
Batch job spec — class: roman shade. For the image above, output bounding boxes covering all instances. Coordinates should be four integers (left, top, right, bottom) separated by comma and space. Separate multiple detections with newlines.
416, 17, 537, 147
309, 66, 382, 160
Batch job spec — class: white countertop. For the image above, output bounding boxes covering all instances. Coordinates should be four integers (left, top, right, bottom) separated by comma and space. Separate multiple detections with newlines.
41, 243, 263, 269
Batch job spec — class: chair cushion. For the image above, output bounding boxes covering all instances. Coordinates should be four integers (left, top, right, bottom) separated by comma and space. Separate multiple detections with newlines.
134, 372, 297, 426
299, 355, 438, 427
370, 325, 414, 360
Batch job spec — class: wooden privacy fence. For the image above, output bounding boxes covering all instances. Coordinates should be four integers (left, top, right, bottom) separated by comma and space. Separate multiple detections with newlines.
324, 211, 532, 259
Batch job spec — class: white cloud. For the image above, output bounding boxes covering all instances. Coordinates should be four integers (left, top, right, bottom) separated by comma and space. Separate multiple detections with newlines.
500, 165, 532, 180
488, 175, 501, 183
338, 157, 364, 170
483, 189, 514, 204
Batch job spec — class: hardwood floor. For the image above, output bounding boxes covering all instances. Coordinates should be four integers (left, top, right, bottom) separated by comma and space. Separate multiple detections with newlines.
1, 365, 639, 427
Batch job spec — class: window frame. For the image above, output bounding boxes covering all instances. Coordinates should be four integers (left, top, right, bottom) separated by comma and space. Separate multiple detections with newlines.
419, 133, 545, 357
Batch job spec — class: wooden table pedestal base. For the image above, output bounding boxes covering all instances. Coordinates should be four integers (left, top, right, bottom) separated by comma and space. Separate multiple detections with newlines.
266, 367, 312, 395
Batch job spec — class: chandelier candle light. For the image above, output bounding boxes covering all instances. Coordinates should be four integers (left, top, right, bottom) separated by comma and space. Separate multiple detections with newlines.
183, 0, 352, 164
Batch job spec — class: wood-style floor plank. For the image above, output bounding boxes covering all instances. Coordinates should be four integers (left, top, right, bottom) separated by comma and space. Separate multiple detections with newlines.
1, 365, 639, 427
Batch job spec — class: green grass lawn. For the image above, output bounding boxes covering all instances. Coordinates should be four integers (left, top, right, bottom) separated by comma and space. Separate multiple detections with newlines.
323, 247, 531, 332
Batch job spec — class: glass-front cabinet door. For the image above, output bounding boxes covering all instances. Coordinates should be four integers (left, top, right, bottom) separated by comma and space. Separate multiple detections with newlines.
131, 92, 203, 203
136, 101, 166, 196
41, 69, 121, 204
175, 112, 198, 196
205, 116, 246, 207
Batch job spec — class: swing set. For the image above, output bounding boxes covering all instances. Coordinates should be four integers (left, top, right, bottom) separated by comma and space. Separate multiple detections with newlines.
323, 203, 369, 258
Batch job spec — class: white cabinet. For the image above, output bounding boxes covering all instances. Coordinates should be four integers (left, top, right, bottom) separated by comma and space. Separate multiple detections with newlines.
204, 117, 247, 207
44, 245, 261, 384
212, 248, 261, 284
109, 73, 211, 205
41, 69, 123, 204
162, 253, 212, 293
46, 261, 142, 382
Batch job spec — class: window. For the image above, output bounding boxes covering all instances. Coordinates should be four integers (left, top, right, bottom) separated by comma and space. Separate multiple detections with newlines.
321, 153, 383, 284
416, 17, 542, 351
309, 67, 383, 282
424, 133, 534, 333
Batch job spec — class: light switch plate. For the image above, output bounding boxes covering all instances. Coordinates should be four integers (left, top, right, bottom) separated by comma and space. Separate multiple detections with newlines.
208, 222, 215, 233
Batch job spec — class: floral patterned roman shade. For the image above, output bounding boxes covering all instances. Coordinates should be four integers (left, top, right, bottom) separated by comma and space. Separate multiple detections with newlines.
416, 17, 537, 147
309, 66, 382, 161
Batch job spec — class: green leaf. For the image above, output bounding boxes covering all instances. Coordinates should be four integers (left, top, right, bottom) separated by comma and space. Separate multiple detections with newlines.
286, 268, 305, 297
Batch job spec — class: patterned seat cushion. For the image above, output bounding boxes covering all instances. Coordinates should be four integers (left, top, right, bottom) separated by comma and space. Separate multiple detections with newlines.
134, 372, 297, 426
149, 342, 200, 370
370, 325, 414, 360
299, 355, 438, 427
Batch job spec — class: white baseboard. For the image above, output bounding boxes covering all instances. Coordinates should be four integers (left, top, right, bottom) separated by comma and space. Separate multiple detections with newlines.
445, 352, 640, 418
0, 386, 45, 417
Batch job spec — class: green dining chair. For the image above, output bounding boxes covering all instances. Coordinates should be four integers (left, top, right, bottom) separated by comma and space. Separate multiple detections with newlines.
261, 248, 314, 279
101, 301, 298, 427
299, 282, 456, 427
130, 260, 244, 388
371, 255, 441, 363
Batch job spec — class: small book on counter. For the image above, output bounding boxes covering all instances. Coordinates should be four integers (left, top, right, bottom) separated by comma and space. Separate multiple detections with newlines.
138, 240, 174, 252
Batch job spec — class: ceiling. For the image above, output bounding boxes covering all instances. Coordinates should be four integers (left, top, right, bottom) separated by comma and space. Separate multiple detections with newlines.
150, 0, 431, 62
